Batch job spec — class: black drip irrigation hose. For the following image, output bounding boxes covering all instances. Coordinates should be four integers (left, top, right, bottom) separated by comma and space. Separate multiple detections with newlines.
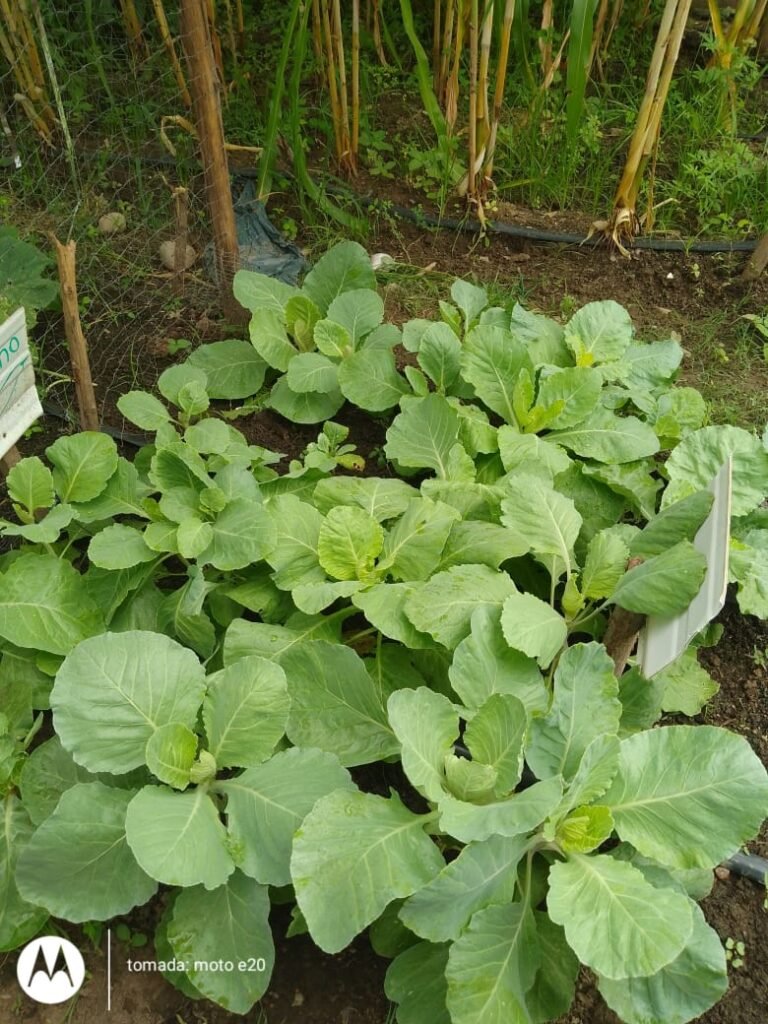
95, 151, 758, 255
41, 399, 147, 448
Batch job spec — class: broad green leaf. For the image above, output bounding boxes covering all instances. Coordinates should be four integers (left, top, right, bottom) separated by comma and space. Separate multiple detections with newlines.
199, 498, 276, 572
555, 463, 627, 545
583, 461, 662, 521
387, 687, 459, 801
418, 322, 462, 391
631, 492, 714, 558
150, 442, 212, 492
438, 776, 563, 843
500, 593, 567, 668
564, 300, 633, 365
509, 303, 570, 366
302, 241, 376, 313
451, 278, 488, 328
286, 351, 338, 393
497, 429, 572, 480
249, 308, 297, 370
117, 390, 171, 430
167, 871, 274, 1013
5, 456, 54, 515
605, 725, 768, 869
549, 407, 660, 463
385, 394, 460, 476
527, 642, 620, 780
0, 795, 49, 951
317, 506, 384, 581
186, 339, 267, 398
547, 853, 693, 979
0, 503, 75, 544
653, 386, 707, 444
286, 294, 322, 349
269, 377, 344, 423
203, 655, 289, 768
327, 287, 384, 343
314, 317, 353, 358
16, 782, 157, 922
438, 520, 529, 571
88, 523, 155, 570
526, 913, 579, 1022
280, 640, 397, 766
217, 747, 353, 886
385, 942, 450, 1024
610, 541, 706, 615
313, 476, 417, 521
581, 530, 630, 599
292, 579, 362, 614
656, 648, 719, 716
616, 338, 683, 393
292, 789, 444, 952
126, 785, 234, 888
338, 347, 409, 411
449, 607, 547, 716
536, 366, 602, 428
730, 529, 768, 617
465, 694, 527, 794
406, 565, 517, 649
145, 723, 197, 790
597, 903, 727, 1024
501, 475, 581, 579
73, 458, 152, 522
618, 667, 665, 737
265, 493, 325, 590
52, 631, 206, 774
460, 326, 534, 424
380, 497, 459, 581
183, 418, 231, 455
0, 553, 104, 655
46, 432, 119, 502
223, 614, 339, 664
444, 756, 498, 803
557, 734, 621, 817
176, 517, 214, 560
352, 583, 438, 649
400, 834, 526, 943
18, 736, 97, 825
663, 425, 768, 516
233, 268, 298, 315
446, 902, 538, 1024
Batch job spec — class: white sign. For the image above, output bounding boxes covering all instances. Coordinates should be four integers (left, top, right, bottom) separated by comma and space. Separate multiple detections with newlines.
638, 458, 732, 677
0, 307, 42, 459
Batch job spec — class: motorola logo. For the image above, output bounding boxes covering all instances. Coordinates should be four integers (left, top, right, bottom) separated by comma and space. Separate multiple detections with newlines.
16, 936, 86, 1004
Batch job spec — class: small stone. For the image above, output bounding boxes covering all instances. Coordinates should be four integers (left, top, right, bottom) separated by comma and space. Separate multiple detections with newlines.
98, 211, 127, 235
370, 252, 395, 270
158, 239, 197, 271
291, 990, 305, 1007
715, 866, 731, 881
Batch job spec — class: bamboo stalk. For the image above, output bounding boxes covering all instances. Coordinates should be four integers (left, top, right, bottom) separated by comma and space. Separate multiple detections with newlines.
372, 0, 388, 64
445, 0, 465, 130
438, 0, 456, 103
30, 0, 79, 186
119, 0, 148, 58
539, 0, 554, 79
589, 0, 610, 80
205, 0, 225, 80
0, 9, 37, 98
51, 237, 100, 433
180, 0, 244, 324
16, 0, 46, 93
12, 92, 53, 144
352, 0, 360, 167
483, 0, 514, 179
235, 0, 245, 48
311, 0, 325, 68
433, 0, 442, 84
319, 0, 344, 164
151, 0, 192, 107
540, 27, 570, 93
331, 0, 352, 172
742, 0, 768, 43
467, 0, 479, 200
601, 0, 624, 65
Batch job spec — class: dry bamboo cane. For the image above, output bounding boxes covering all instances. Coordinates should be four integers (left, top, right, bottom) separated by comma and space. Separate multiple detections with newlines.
51, 237, 100, 433
151, 0, 192, 106
0, 9, 37, 98
589, 0, 610, 80
445, 0, 465, 130
352, 0, 360, 168
206, 0, 225, 81
180, 0, 244, 324
372, 0, 388, 64
477, 0, 493, 137
483, 0, 515, 179
742, 0, 768, 43
31, 0, 79, 185
433, 0, 442, 84
601, 0, 624, 66
438, 0, 456, 104
119, 0, 149, 58
467, 0, 479, 201
319, 0, 344, 164
235, 0, 245, 48
539, 0, 553, 80
12, 92, 52, 143
16, 0, 46, 95
540, 27, 569, 92
331, 0, 352, 173
311, 0, 325, 69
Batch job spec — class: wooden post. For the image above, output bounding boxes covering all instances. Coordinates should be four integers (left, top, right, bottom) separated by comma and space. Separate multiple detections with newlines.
173, 185, 190, 295
51, 236, 100, 432
0, 445, 22, 477
180, 0, 244, 325
603, 557, 645, 676
742, 231, 768, 282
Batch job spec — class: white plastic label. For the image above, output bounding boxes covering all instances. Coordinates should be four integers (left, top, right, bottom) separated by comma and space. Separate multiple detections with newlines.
0, 307, 42, 459
638, 458, 732, 677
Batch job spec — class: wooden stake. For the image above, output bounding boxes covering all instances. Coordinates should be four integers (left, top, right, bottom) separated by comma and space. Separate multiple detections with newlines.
180, 0, 244, 325
51, 237, 100, 432
173, 185, 190, 294
742, 232, 768, 281
0, 445, 22, 477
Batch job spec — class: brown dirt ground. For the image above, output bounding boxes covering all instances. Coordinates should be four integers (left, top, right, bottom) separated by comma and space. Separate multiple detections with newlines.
2, 216, 767, 1024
